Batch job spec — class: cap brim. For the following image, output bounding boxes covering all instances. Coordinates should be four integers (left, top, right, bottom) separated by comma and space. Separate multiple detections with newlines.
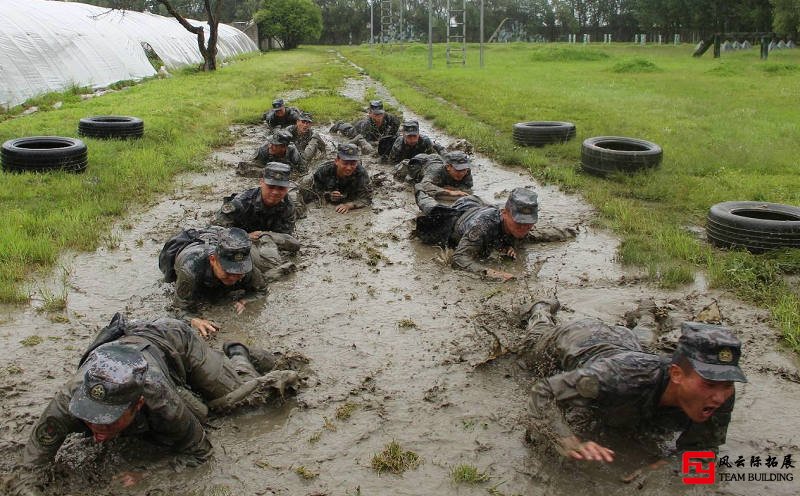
218, 256, 252, 275
69, 387, 132, 425
371, 109, 385, 115
263, 178, 293, 188
338, 153, 359, 161
450, 162, 470, 171
511, 210, 538, 224
689, 358, 748, 382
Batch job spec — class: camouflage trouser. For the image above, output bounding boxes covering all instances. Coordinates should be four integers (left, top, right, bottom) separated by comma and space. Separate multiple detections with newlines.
117, 319, 260, 401
250, 233, 299, 282
414, 189, 440, 215
521, 311, 643, 376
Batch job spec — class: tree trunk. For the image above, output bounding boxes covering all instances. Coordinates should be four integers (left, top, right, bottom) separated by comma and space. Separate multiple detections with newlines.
157, 0, 221, 71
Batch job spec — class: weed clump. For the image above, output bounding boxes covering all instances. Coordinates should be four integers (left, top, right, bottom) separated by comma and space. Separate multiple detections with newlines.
371, 441, 421, 474
335, 402, 358, 420
295, 465, 318, 479
759, 62, 799, 74
20, 336, 43, 347
612, 58, 660, 73
529, 46, 610, 62
397, 318, 417, 329
451, 464, 490, 484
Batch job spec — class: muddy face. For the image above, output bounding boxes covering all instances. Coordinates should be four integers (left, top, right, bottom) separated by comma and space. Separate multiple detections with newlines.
334, 157, 358, 177
404, 133, 419, 146
258, 180, 288, 206
268, 143, 286, 157
501, 209, 535, 239
209, 254, 246, 285
297, 119, 311, 134
668, 364, 736, 422
445, 163, 469, 181
85, 398, 144, 442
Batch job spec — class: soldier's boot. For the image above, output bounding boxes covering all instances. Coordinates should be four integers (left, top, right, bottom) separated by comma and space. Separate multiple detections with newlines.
224, 342, 277, 375
522, 299, 561, 348
630, 298, 658, 346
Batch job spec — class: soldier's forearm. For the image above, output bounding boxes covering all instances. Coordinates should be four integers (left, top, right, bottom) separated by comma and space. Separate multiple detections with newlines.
451, 251, 488, 275
528, 381, 577, 449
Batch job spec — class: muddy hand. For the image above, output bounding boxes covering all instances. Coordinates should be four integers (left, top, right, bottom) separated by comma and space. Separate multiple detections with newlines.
234, 300, 247, 314
485, 269, 516, 282
501, 247, 517, 259
113, 471, 145, 488
248, 230, 264, 240
335, 203, 353, 214
329, 190, 344, 202
190, 318, 219, 338
560, 436, 615, 462
444, 189, 468, 197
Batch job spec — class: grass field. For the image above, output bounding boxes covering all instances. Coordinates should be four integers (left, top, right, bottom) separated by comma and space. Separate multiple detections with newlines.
339, 43, 800, 352
0, 49, 360, 303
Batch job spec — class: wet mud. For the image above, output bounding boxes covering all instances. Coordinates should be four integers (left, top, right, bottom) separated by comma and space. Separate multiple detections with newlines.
1, 56, 799, 495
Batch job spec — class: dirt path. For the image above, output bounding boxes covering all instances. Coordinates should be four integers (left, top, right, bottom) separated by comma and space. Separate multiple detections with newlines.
1, 55, 798, 495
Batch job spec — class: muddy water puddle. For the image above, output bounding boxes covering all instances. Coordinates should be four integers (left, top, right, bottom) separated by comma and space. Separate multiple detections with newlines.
1, 60, 799, 495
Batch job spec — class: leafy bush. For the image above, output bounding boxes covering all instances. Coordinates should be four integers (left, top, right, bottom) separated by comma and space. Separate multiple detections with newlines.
255, 0, 322, 50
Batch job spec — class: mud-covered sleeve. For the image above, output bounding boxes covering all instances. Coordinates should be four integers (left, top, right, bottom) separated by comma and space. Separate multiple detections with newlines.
22, 378, 86, 467
388, 137, 404, 163
349, 171, 373, 209
172, 264, 200, 322
675, 393, 734, 453
416, 171, 447, 198
212, 198, 240, 229
144, 379, 213, 465
272, 203, 296, 235
452, 224, 492, 275
240, 268, 268, 303
528, 369, 599, 450
288, 146, 306, 174
432, 141, 446, 156
254, 144, 268, 164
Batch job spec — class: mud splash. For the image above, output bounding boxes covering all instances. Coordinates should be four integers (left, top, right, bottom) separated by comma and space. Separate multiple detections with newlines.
1, 56, 799, 495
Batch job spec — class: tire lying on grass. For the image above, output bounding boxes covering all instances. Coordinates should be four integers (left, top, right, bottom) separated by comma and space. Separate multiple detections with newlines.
1, 137, 88, 173
581, 136, 662, 176
78, 115, 144, 139
707, 201, 800, 252
512, 121, 576, 146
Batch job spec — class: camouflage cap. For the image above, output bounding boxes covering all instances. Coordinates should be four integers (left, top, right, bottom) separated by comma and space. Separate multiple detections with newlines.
262, 162, 292, 187
505, 187, 539, 224
444, 150, 471, 171
68, 343, 147, 425
337, 143, 360, 161
676, 322, 747, 382
298, 111, 313, 122
402, 120, 420, 135
368, 100, 385, 114
214, 227, 253, 275
269, 129, 292, 146
272, 98, 285, 109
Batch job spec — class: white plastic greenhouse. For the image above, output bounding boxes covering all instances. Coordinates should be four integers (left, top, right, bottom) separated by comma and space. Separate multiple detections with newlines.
0, 0, 258, 109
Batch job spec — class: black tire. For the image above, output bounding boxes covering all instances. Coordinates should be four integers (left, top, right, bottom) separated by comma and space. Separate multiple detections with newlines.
1, 137, 88, 173
706, 201, 800, 252
580, 136, 662, 176
512, 121, 576, 147
78, 115, 144, 139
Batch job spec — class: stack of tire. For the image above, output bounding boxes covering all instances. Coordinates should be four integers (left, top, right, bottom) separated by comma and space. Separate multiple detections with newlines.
78, 116, 144, 139
512, 121, 576, 147
580, 136, 662, 176
1, 137, 88, 173
706, 201, 800, 252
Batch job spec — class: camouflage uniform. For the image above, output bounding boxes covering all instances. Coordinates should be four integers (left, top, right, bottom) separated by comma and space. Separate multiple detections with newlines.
415, 157, 474, 198
416, 194, 515, 275
254, 143, 304, 174
262, 107, 300, 128
387, 134, 442, 164
298, 159, 373, 209
172, 242, 266, 322
352, 113, 401, 143
214, 187, 296, 235
286, 124, 327, 163
21, 317, 263, 469
524, 308, 736, 455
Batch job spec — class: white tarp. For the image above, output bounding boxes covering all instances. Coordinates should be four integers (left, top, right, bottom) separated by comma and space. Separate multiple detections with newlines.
0, 0, 258, 109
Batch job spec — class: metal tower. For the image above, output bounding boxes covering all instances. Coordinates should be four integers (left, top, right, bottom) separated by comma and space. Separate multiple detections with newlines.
380, 0, 393, 44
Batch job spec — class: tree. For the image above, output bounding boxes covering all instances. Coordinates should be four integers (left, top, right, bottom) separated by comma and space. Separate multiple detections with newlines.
81, 0, 226, 71
771, 0, 800, 35
255, 0, 323, 49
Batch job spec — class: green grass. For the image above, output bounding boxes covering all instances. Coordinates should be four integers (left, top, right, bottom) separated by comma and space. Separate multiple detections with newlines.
451, 464, 490, 484
339, 43, 800, 353
0, 49, 359, 303
371, 441, 421, 474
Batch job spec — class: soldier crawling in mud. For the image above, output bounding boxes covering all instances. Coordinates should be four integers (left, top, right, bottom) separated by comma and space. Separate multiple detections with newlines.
262, 98, 299, 129
328, 121, 374, 155
297, 143, 372, 214
213, 162, 300, 281
416, 187, 571, 281
412, 151, 474, 199
158, 226, 267, 337
522, 298, 745, 466
253, 129, 304, 174
387, 120, 443, 164
4, 313, 299, 496
286, 112, 327, 164
352, 100, 401, 145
